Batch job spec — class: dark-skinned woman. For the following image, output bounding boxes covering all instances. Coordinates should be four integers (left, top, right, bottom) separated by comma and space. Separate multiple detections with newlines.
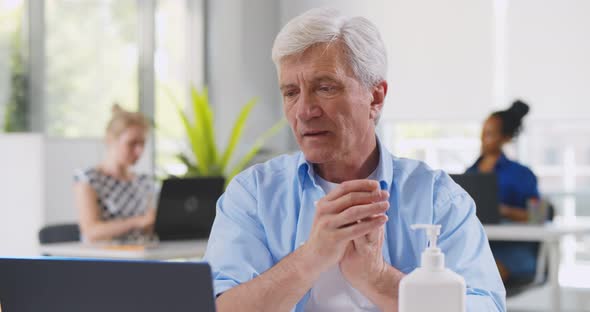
467, 100, 540, 283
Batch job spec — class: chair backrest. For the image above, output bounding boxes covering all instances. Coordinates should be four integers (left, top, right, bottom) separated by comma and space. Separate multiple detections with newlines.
38, 223, 80, 244
546, 199, 555, 221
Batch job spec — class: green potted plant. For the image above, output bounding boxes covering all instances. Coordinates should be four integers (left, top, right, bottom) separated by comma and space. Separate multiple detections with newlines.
168, 86, 286, 187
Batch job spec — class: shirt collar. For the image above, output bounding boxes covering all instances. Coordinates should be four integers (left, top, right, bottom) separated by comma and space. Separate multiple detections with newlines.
296, 136, 394, 190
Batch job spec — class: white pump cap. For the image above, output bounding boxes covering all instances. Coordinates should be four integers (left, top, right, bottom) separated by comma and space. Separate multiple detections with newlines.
411, 224, 445, 270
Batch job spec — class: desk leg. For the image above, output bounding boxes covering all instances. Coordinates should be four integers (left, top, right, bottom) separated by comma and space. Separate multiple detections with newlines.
548, 240, 561, 312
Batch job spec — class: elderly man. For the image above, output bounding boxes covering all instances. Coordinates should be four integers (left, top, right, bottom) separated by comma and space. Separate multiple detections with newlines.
204, 8, 505, 312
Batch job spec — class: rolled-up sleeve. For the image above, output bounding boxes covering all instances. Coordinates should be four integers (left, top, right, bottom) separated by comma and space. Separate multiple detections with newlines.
203, 175, 274, 297
434, 173, 506, 312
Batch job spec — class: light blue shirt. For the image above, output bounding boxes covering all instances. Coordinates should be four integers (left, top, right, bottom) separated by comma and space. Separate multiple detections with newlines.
204, 138, 506, 312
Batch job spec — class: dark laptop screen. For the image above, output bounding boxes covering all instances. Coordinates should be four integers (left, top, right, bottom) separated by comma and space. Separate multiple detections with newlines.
450, 173, 501, 224
0, 258, 216, 312
155, 177, 225, 240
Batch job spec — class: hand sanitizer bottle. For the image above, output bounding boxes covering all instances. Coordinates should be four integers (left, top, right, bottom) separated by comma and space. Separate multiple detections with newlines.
399, 224, 466, 312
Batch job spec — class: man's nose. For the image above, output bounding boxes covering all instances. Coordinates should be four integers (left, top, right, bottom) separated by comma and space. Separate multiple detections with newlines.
295, 92, 322, 121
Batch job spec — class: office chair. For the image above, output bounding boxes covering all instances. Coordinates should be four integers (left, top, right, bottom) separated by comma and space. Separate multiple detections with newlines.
38, 223, 80, 244
505, 200, 555, 297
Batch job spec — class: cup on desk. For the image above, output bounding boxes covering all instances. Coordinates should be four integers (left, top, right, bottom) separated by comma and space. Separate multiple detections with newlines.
527, 198, 549, 225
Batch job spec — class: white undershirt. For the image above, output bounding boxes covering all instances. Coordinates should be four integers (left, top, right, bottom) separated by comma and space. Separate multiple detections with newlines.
304, 172, 380, 312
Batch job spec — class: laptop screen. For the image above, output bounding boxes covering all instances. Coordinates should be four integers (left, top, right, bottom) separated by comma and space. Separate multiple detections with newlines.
0, 258, 216, 312
155, 177, 225, 240
450, 173, 501, 224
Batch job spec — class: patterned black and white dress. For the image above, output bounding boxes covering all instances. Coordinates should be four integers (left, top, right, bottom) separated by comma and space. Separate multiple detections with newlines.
74, 168, 156, 222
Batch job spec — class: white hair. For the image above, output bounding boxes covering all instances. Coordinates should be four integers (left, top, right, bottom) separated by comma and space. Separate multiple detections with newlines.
271, 8, 387, 88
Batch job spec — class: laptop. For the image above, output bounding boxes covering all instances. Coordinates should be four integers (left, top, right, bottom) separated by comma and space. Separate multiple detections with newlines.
154, 177, 224, 241
0, 258, 216, 312
450, 173, 502, 224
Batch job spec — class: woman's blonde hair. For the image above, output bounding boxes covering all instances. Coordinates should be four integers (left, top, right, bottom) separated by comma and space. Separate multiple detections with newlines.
105, 103, 150, 139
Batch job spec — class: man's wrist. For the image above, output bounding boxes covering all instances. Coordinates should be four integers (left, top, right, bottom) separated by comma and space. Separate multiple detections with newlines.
370, 263, 404, 312
291, 242, 324, 283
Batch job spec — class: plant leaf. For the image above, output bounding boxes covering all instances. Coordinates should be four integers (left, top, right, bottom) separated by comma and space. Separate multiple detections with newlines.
219, 97, 258, 172
226, 118, 287, 184
177, 153, 201, 176
201, 88, 220, 174
182, 112, 209, 175
165, 85, 285, 181
191, 87, 217, 173
165, 87, 208, 175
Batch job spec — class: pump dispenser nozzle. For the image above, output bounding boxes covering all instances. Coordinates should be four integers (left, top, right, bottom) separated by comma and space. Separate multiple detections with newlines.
411, 224, 444, 270
411, 224, 441, 249
400, 223, 466, 312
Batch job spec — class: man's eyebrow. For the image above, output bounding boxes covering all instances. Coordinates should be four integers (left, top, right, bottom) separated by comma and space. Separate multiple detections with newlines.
312, 76, 340, 84
279, 83, 298, 91
280, 75, 341, 91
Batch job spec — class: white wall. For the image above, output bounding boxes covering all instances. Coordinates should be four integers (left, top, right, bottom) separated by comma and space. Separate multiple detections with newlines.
44, 138, 104, 224
279, 0, 373, 23
280, 0, 495, 122
208, 0, 493, 155
207, 0, 295, 156
506, 0, 590, 121
279, 0, 590, 123
0, 134, 44, 256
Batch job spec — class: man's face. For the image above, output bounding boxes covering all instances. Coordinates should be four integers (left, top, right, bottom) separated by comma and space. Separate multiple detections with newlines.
279, 43, 383, 164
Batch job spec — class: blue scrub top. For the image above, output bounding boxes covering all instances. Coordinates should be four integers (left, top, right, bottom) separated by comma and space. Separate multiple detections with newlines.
467, 153, 539, 208
467, 153, 540, 277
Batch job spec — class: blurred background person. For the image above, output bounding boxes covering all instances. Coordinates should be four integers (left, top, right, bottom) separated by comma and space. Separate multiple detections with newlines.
73, 104, 156, 242
467, 100, 539, 283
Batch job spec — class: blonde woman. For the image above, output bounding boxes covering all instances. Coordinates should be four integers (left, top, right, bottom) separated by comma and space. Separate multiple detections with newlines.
74, 104, 156, 242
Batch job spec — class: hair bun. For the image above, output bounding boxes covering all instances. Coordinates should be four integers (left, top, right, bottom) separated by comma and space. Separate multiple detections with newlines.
509, 100, 530, 120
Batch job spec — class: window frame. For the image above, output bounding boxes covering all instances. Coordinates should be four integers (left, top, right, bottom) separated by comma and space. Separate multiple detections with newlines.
21, 0, 206, 173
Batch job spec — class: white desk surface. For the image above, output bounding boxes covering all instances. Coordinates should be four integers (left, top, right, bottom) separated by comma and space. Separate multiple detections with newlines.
484, 223, 590, 241
484, 222, 590, 312
39, 239, 208, 260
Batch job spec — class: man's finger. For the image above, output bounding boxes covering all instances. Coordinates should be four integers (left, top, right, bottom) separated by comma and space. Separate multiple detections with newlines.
365, 226, 383, 245
333, 201, 389, 227
324, 179, 380, 201
323, 190, 388, 214
336, 214, 388, 241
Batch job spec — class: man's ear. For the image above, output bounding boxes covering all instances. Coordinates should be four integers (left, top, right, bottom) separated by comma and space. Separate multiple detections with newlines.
369, 80, 388, 120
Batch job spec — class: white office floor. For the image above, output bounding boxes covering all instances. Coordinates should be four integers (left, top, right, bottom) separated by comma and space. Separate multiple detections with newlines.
508, 262, 590, 312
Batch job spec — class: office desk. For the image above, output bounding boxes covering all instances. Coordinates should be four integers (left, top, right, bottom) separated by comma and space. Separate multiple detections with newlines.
39, 239, 208, 260
484, 223, 590, 312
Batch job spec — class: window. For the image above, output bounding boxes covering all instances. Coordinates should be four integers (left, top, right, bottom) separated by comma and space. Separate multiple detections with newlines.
154, 0, 204, 177
0, 0, 27, 132
45, 0, 139, 137
382, 121, 480, 174
544, 147, 561, 166
521, 121, 590, 217
12, 0, 206, 175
